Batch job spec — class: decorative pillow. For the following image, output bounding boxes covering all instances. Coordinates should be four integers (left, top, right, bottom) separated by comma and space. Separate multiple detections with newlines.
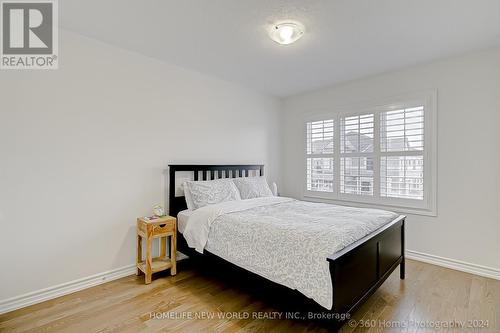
232, 176, 274, 199
184, 179, 241, 209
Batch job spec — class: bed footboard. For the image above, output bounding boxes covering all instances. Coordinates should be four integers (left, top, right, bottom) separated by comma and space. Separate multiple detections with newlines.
327, 216, 405, 316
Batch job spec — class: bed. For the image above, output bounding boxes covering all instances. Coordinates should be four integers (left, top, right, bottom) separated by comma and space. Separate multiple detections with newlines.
169, 164, 405, 326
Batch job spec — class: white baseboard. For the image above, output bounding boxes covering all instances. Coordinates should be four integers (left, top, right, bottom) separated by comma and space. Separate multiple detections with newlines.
406, 250, 500, 280
0, 264, 136, 315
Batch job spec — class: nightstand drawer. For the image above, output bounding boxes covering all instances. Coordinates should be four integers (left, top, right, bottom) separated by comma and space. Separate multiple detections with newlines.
137, 216, 176, 238
152, 223, 175, 236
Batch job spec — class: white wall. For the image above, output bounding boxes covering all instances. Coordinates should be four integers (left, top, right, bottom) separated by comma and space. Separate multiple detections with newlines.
282, 47, 500, 271
0, 31, 281, 300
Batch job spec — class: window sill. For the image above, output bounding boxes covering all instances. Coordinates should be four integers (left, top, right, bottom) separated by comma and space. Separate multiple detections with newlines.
302, 193, 437, 217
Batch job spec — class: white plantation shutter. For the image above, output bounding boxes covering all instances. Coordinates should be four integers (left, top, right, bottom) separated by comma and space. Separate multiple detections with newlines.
306, 120, 334, 192
380, 107, 424, 152
380, 107, 424, 200
340, 114, 374, 154
304, 92, 436, 214
340, 114, 374, 196
381, 156, 423, 199
341, 157, 374, 195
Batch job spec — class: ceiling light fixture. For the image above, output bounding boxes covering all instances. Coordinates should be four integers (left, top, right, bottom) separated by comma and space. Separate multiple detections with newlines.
269, 22, 305, 45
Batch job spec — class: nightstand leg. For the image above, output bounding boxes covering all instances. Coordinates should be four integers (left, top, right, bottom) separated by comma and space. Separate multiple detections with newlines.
145, 236, 152, 284
170, 233, 177, 276
136, 234, 142, 276
160, 236, 166, 258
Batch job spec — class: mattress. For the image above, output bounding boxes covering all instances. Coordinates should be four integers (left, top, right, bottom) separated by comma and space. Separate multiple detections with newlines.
181, 196, 399, 310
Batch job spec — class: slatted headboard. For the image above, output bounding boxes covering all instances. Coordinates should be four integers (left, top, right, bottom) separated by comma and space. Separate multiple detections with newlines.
168, 164, 264, 217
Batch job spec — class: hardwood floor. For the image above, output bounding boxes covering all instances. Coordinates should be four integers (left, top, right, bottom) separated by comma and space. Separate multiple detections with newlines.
1, 259, 498, 333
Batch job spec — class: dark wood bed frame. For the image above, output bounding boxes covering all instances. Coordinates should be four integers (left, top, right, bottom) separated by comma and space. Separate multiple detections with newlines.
169, 164, 405, 329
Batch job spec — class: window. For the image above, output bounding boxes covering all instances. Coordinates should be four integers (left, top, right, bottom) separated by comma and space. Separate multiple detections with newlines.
304, 92, 436, 215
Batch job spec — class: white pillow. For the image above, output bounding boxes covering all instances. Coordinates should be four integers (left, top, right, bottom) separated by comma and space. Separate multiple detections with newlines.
271, 182, 278, 196
182, 182, 196, 210
184, 178, 241, 210
232, 176, 273, 199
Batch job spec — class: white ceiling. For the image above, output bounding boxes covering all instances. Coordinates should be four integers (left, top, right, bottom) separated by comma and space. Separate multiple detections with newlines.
61, 0, 500, 97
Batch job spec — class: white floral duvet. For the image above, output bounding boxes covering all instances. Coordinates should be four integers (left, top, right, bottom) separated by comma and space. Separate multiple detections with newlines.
182, 197, 399, 309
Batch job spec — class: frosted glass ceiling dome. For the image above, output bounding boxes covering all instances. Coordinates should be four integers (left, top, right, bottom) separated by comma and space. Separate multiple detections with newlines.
269, 22, 305, 45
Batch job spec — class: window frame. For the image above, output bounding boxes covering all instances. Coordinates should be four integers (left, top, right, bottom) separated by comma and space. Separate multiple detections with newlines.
302, 90, 437, 216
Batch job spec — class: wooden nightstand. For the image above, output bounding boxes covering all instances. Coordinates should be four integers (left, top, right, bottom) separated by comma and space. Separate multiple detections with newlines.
136, 216, 177, 284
